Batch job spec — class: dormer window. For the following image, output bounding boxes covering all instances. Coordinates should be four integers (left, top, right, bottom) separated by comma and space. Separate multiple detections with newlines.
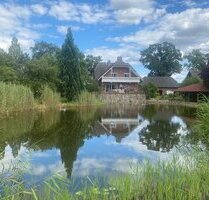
112, 73, 117, 77
124, 73, 129, 77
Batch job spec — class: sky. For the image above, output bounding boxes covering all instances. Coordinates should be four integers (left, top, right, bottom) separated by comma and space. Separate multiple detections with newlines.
1, 0, 209, 82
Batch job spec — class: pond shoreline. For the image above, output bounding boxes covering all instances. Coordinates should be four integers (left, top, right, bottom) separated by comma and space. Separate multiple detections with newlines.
146, 99, 199, 108
0, 100, 199, 118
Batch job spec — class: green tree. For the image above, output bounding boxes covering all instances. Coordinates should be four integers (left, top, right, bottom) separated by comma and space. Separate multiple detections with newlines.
24, 55, 59, 98
142, 83, 158, 99
0, 49, 13, 67
140, 42, 182, 76
31, 42, 60, 59
8, 37, 30, 77
79, 53, 99, 92
0, 66, 18, 82
184, 49, 208, 70
84, 54, 102, 77
8, 37, 22, 62
59, 28, 83, 101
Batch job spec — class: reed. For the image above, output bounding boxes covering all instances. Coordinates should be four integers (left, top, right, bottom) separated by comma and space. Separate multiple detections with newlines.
73, 91, 102, 106
0, 81, 35, 114
1, 148, 209, 200
40, 86, 61, 108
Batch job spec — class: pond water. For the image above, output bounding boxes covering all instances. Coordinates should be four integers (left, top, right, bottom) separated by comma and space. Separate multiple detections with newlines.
0, 104, 197, 184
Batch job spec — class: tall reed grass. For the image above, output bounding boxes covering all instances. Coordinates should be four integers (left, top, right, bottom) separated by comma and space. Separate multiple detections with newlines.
0, 82, 35, 114
74, 91, 102, 106
40, 86, 60, 108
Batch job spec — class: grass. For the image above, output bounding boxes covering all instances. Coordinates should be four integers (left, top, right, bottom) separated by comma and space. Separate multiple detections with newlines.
0, 81, 35, 114
0, 82, 61, 115
40, 86, 61, 108
1, 148, 209, 200
65, 91, 103, 107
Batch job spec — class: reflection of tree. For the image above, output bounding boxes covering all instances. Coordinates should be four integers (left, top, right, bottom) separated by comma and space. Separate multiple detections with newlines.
139, 120, 181, 152
0, 108, 98, 177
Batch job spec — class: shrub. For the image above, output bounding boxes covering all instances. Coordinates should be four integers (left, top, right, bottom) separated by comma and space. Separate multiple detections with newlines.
142, 83, 158, 99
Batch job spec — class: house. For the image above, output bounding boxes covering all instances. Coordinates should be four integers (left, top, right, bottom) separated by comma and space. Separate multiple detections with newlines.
185, 69, 201, 80
175, 83, 209, 102
142, 76, 178, 95
94, 57, 142, 93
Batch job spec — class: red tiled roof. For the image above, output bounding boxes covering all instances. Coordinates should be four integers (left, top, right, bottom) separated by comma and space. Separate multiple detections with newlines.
175, 83, 209, 92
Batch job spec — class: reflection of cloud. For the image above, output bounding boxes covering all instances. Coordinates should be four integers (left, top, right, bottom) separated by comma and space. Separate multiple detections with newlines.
30, 160, 66, 176
0, 145, 30, 171
171, 116, 189, 136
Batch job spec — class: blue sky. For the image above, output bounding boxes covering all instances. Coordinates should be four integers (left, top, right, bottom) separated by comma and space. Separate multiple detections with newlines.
1, 0, 209, 82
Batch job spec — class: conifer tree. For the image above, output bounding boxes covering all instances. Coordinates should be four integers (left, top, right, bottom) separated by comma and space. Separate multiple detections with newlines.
59, 28, 83, 101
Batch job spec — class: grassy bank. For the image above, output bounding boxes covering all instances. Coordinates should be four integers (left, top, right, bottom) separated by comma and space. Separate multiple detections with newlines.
0, 82, 60, 115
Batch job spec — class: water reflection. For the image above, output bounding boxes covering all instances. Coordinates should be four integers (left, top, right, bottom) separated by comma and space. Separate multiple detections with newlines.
0, 105, 195, 181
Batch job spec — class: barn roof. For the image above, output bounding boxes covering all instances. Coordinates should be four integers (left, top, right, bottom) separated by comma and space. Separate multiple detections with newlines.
175, 83, 209, 92
143, 77, 178, 88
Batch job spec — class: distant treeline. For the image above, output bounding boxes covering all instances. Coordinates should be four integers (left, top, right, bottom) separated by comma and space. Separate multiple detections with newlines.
0, 28, 101, 102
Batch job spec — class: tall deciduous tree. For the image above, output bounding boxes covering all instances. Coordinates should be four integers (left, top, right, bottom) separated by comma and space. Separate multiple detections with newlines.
31, 42, 60, 59
84, 55, 102, 77
184, 49, 208, 70
8, 37, 22, 62
140, 42, 182, 76
59, 28, 83, 100
8, 37, 30, 76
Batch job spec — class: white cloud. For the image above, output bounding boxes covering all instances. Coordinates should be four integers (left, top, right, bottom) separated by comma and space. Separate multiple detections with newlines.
0, 2, 41, 52
31, 4, 48, 15
49, 1, 110, 24
86, 45, 140, 65
108, 8, 209, 52
57, 25, 83, 35
110, 0, 165, 25
172, 68, 188, 83
110, 0, 154, 10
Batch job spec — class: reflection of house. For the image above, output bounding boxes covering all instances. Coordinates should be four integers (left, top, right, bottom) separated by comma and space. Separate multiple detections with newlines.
100, 116, 142, 143
94, 57, 142, 93
143, 76, 178, 95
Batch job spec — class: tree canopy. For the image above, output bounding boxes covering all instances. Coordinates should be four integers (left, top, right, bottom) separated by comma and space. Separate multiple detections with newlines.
140, 42, 182, 76
184, 49, 208, 70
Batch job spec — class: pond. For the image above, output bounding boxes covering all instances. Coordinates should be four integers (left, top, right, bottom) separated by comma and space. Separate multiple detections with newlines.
0, 104, 197, 185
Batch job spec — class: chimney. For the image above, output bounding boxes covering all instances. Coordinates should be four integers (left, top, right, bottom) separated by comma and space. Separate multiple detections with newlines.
117, 56, 123, 62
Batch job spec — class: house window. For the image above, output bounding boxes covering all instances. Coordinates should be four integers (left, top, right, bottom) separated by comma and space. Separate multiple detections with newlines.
112, 73, 117, 77
124, 73, 129, 77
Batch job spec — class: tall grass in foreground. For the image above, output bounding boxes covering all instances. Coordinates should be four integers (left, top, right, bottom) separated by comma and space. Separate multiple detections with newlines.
40, 86, 60, 108
73, 91, 102, 105
0, 82, 35, 114
1, 149, 209, 200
